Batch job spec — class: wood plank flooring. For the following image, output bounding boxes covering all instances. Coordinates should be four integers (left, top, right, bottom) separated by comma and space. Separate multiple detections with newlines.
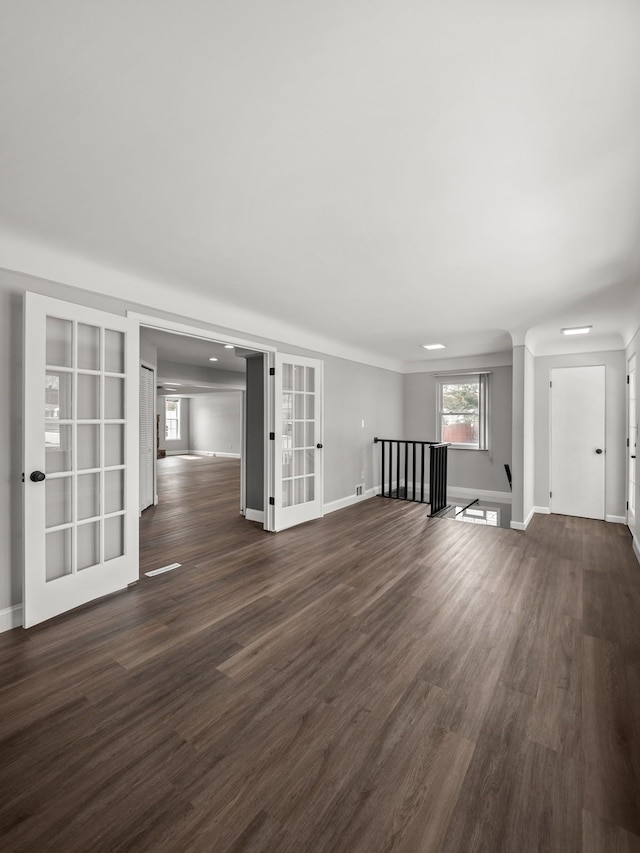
1, 455, 640, 851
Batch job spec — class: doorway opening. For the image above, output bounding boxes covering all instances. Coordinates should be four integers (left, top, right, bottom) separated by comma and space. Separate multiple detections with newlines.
136, 320, 273, 574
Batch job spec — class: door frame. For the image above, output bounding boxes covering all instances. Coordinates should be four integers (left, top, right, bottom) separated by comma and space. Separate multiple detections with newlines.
129, 312, 277, 531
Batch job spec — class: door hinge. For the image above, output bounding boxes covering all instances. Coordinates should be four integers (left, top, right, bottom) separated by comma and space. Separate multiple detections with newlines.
269, 367, 275, 376
626, 501, 629, 510
269, 432, 275, 440
628, 437, 630, 447
549, 381, 552, 388
627, 375, 630, 384
550, 491, 552, 498
269, 496, 275, 506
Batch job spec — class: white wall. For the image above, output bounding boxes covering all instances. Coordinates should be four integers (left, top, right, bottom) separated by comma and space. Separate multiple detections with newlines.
404, 364, 513, 496
189, 392, 242, 456
533, 350, 627, 520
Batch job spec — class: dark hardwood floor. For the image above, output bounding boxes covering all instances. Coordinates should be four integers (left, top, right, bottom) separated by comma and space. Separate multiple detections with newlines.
1, 455, 640, 851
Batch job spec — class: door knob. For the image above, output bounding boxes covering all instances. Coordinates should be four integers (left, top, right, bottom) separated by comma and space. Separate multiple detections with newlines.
316, 443, 323, 449
30, 471, 46, 482
595, 448, 603, 455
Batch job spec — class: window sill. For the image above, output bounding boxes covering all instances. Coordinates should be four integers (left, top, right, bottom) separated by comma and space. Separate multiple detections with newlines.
447, 445, 489, 452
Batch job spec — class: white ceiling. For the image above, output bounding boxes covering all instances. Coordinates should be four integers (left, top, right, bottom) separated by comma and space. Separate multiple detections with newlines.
1, 1, 639, 366
142, 327, 246, 373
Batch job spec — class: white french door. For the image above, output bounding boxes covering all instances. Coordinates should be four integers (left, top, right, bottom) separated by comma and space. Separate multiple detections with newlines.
550, 365, 605, 520
273, 353, 323, 531
139, 364, 155, 512
628, 354, 637, 529
23, 293, 139, 627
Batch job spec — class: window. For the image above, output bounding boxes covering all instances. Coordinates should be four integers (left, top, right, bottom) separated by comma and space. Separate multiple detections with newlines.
437, 374, 488, 449
165, 398, 181, 441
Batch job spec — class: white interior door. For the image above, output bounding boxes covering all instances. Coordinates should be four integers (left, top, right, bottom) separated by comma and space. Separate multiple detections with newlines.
550, 365, 605, 520
139, 365, 155, 512
628, 354, 637, 529
23, 293, 139, 627
274, 353, 323, 531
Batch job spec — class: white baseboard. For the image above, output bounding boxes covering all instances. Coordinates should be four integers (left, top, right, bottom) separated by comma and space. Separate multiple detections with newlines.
324, 487, 379, 515
0, 604, 23, 632
245, 508, 265, 523
165, 449, 188, 456
188, 450, 241, 459
605, 515, 626, 524
511, 505, 536, 531
391, 481, 512, 505
324, 484, 512, 517
633, 536, 640, 565
534, 506, 551, 514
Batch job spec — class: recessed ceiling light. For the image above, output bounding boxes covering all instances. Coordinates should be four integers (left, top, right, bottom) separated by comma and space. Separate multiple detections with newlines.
422, 343, 446, 350
224, 344, 234, 349
209, 357, 218, 361
561, 326, 592, 336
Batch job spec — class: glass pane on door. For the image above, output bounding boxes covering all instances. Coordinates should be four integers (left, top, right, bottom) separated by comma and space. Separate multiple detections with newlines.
281, 361, 317, 508
43, 311, 128, 581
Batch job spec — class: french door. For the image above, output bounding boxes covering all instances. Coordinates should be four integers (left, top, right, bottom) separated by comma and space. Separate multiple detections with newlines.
139, 364, 155, 512
23, 293, 139, 627
273, 354, 323, 531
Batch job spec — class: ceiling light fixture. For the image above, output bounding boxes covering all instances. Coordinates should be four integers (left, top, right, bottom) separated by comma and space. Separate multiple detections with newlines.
209, 357, 218, 361
224, 344, 234, 349
422, 343, 446, 350
561, 326, 592, 336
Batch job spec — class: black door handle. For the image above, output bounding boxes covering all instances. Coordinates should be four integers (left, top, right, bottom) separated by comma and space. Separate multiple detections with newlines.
30, 471, 46, 482
595, 449, 603, 455
316, 443, 323, 449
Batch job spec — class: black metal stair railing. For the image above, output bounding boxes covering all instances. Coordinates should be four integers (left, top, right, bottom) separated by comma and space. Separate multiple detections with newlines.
374, 437, 450, 516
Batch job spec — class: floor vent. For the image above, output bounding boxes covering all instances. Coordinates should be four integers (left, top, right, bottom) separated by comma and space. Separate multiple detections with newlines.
145, 562, 182, 577
356, 483, 365, 496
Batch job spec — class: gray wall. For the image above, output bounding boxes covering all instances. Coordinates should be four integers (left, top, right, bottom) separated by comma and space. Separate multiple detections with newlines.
403, 364, 513, 495
245, 356, 264, 512
533, 350, 627, 518
323, 357, 404, 503
189, 392, 242, 455
140, 335, 158, 369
